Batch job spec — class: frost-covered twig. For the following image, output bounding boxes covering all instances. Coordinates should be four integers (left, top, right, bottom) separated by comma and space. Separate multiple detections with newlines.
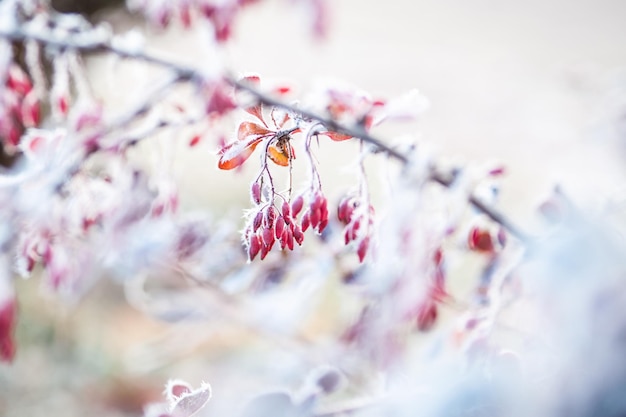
0, 23, 530, 242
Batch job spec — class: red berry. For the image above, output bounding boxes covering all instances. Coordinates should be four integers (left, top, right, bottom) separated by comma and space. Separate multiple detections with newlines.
291, 195, 304, 217
357, 237, 369, 262
468, 227, 494, 252
253, 211, 263, 232
310, 208, 321, 229
275, 216, 285, 239
264, 206, 276, 228
248, 235, 261, 261
251, 182, 262, 204
416, 300, 438, 332
292, 225, 304, 245
262, 226, 275, 246
301, 212, 310, 232
286, 229, 294, 251
58, 96, 69, 116
281, 201, 290, 219
189, 134, 201, 147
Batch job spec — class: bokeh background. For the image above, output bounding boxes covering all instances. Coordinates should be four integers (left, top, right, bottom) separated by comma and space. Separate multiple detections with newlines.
2, 0, 626, 415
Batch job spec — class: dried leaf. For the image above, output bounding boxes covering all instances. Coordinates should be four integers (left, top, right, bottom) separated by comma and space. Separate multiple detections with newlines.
267, 144, 290, 166
238, 121, 272, 142
218, 137, 263, 170
245, 104, 265, 124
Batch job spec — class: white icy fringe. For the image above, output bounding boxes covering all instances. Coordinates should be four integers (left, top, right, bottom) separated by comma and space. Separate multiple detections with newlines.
144, 379, 212, 417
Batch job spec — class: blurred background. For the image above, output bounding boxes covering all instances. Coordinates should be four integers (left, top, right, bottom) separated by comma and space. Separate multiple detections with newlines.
2, 0, 626, 415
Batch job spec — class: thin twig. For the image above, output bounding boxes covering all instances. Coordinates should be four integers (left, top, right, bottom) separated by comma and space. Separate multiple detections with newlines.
230, 78, 409, 163
0, 26, 530, 243
231, 78, 531, 243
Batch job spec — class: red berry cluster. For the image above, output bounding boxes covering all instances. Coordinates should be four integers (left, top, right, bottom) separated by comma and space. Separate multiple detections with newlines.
131, 0, 259, 42
1, 64, 40, 150
415, 248, 448, 332
300, 192, 329, 235
337, 195, 374, 262
245, 182, 330, 261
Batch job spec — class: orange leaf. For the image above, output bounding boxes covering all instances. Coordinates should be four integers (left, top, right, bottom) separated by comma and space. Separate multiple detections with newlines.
218, 137, 262, 170
322, 131, 352, 141
267, 141, 295, 167
238, 121, 272, 142
245, 103, 265, 124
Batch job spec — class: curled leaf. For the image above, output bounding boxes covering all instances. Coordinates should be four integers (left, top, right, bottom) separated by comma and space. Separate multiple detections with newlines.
238, 121, 272, 142
267, 144, 290, 166
218, 137, 263, 170
245, 103, 265, 124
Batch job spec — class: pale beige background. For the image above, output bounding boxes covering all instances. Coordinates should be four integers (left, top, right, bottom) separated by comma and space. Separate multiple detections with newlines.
227, 0, 626, 225
3, 2, 626, 415
97, 0, 626, 230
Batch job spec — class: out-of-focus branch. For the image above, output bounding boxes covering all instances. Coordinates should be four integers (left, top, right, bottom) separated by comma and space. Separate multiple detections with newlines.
229, 78, 531, 243
0, 27, 197, 81
0, 26, 531, 243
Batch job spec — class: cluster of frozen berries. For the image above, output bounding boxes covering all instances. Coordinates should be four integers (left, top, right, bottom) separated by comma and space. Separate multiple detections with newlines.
1, 64, 40, 150
244, 182, 330, 261
337, 195, 374, 262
